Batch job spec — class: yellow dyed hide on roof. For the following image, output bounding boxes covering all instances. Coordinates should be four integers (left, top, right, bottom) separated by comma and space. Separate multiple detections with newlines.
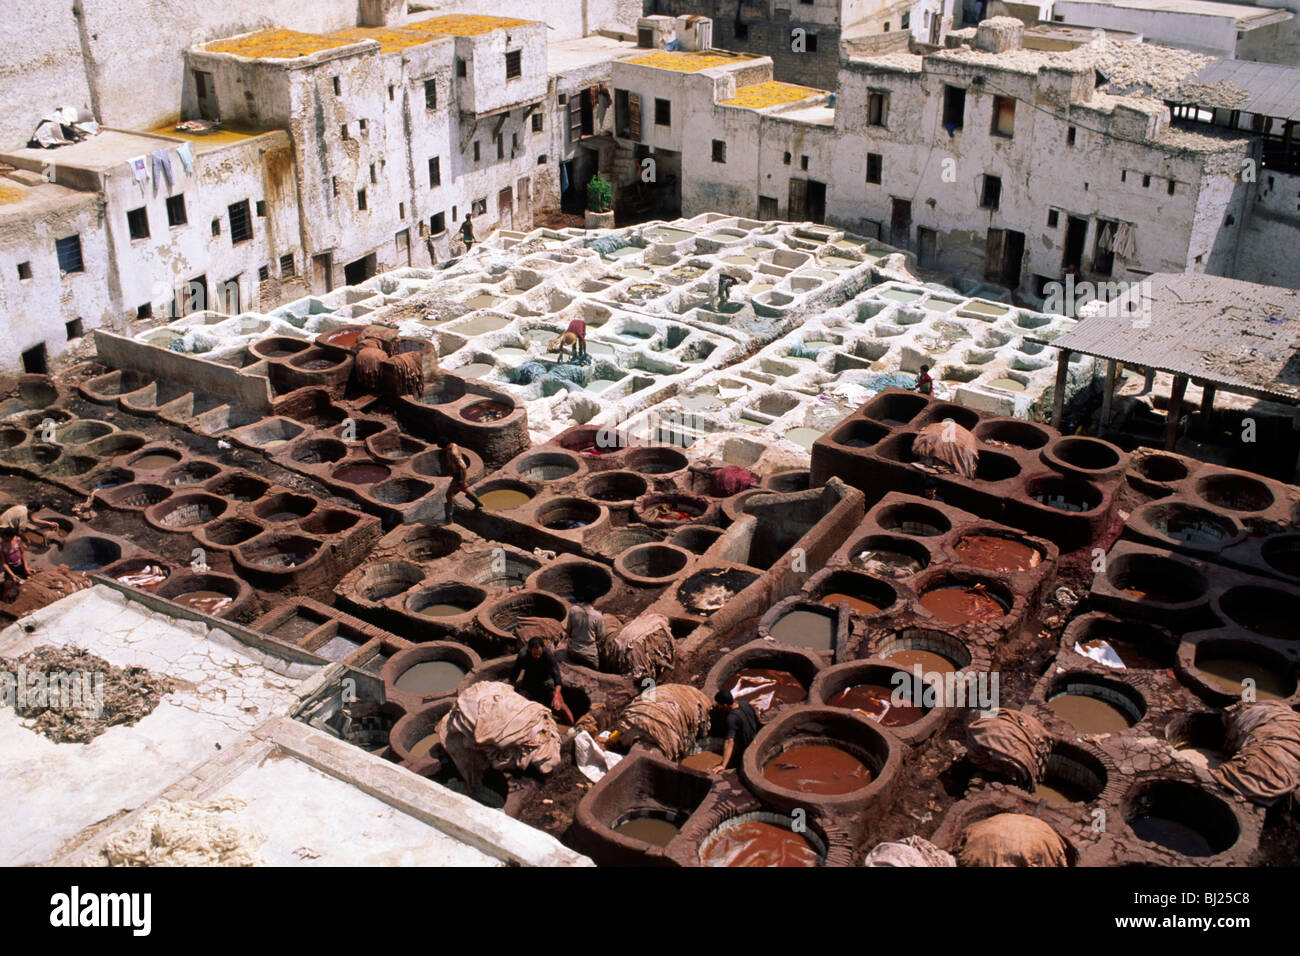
723, 81, 822, 109
401, 14, 531, 37
627, 50, 757, 72
206, 28, 352, 59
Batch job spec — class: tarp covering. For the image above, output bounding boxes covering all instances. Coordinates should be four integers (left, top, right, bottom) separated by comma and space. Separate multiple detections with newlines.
1212, 702, 1300, 806
615, 684, 712, 760
955, 813, 1070, 867
603, 612, 673, 684
965, 709, 1052, 789
912, 420, 979, 478
863, 835, 957, 867
437, 681, 562, 788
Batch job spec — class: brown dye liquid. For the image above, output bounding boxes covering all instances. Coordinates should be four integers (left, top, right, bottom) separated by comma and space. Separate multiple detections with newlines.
614, 816, 680, 847
407, 732, 442, 762
680, 750, 723, 772
133, 453, 179, 470
1048, 693, 1133, 733
1196, 658, 1290, 700
920, 586, 1007, 624
769, 609, 835, 651
394, 660, 465, 696
1227, 604, 1290, 640
321, 329, 361, 348
700, 821, 821, 867
479, 489, 533, 510
852, 549, 924, 575
1033, 777, 1092, 804
461, 401, 512, 423
955, 535, 1038, 572
1129, 816, 1215, 857
762, 743, 873, 795
116, 565, 168, 590
819, 593, 881, 615
334, 464, 390, 484
827, 683, 925, 727
1120, 583, 1188, 604
885, 649, 957, 674
730, 668, 807, 712
174, 590, 233, 614
1079, 637, 1165, 670
419, 602, 475, 618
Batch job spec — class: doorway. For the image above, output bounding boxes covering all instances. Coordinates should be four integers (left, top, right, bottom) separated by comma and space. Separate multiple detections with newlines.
312, 254, 333, 293
395, 229, 411, 267
917, 227, 937, 269
806, 179, 827, 224
1062, 216, 1087, 272
891, 198, 912, 248
343, 253, 376, 286
497, 186, 514, 231
985, 228, 1025, 288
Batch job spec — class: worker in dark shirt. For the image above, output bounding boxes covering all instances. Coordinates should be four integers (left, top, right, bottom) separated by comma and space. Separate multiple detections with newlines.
460, 214, 475, 251
711, 689, 759, 774
510, 637, 576, 724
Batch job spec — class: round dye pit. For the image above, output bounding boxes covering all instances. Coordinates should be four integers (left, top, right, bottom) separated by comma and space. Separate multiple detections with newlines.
1126, 781, 1238, 857
1109, 554, 1206, 605
114, 563, 170, 591
515, 452, 580, 481
762, 742, 873, 795
1193, 647, 1294, 700
699, 818, 822, 867
1142, 503, 1238, 547
478, 487, 535, 510
729, 668, 807, 713
1046, 677, 1144, 734
461, 400, 513, 423
1136, 454, 1189, 483
953, 534, 1040, 572
1049, 436, 1122, 473
919, 583, 1009, 625
537, 498, 600, 531
1196, 473, 1274, 513
784, 427, 824, 450
318, 327, 363, 349
769, 608, 836, 651
813, 571, 896, 617
394, 660, 466, 696
827, 683, 925, 727
1028, 476, 1102, 513
1032, 750, 1106, 805
626, 447, 688, 475
130, 450, 182, 471
1261, 535, 1300, 579
1217, 585, 1300, 641
332, 462, 391, 485
173, 590, 234, 615
612, 810, 682, 848
584, 471, 648, 503
356, 562, 424, 602
850, 538, 929, 577
407, 731, 442, 762
875, 629, 971, 676
876, 504, 951, 537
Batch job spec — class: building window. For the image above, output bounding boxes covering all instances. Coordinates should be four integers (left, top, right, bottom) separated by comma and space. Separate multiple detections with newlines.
712, 139, 727, 163
431, 212, 446, 234
512, 132, 518, 152
55, 235, 84, 274
429, 156, 441, 187
735, 22, 749, 39
399, 202, 405, 219
136, 303, 152, 320
1047, 209, 1059, 228
388, 84, 395, 101
355, 189, 367, 211
369, 163, 377, 184
783, 151, 791, 165
472, 198, 487, 216
65, 318, 83, 340
358, 118, 367, 134
425, 79, 437, 110
943, 85, 965, 131
497, 134, 504, 159
532, 113, 543, 132
980, 174, 1001, 210
332, 176, 339, 197
332, 76, 341, 96
866, 152, 882, 184
505, 50, 522, 79
258, 265, 269, 281
456, 58, 467, 78
1142, 174, 1151, 188
1067, 125, 1077, 146
473, 141, 481, 162
16, 261, 31, 280
867, 92, 887, 127
800, 155, 809, 170
341, 123, 349, 140
806, 33, 818, 52
256, 200, 267, 216
884, 22, 891, 32
211, 218, 221, 236
1167, 180, 1176, 195
1121, 170, 1127, 183
228, 200, 253, 244
127, 207, 150, 240
655, 97, 671, 126
538, 154, 547, 164
166, 194, 187, 227
991, 96, 1015, 137
21, 344, 47, 374
280, 253, 296, 277
901, 11, 909, 28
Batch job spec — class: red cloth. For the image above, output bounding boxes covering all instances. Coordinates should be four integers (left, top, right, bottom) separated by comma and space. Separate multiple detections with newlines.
709, 465, 759, 497
566, 319, 586, 339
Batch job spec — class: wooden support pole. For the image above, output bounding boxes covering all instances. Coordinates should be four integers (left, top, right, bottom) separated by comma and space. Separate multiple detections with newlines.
1052, 349, 1071, 430
1165, 375, 1189, 451
1099, 359, 1117, 435
1200, 383, 1217, 439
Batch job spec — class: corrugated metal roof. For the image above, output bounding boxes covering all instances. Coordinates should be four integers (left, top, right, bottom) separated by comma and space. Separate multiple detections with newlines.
1041, 273, 1300, 403
1180, 59, 1300, 122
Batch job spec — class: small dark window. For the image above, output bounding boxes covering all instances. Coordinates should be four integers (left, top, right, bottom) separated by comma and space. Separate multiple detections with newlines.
256, 199, 267, 217
884, 22, 891, 32
21, 344, 47, 374
452, 205, 457, 221
538, 154, 547, 164
783, 151, 792, 165
473, 141, 480, 162
399, 202, 405, 219
356, 189, 367, 211
431, 212, 445, 234
655, 97, 671, 126
866, 153, 882, 184
943, 85, 965, 131
16, 261, 31, 280
65, 318, 83, 340
901, 11, 909, 28
358, 118, 367, 133
505, 50, 522, 79
388, 84, 395, 101
1121, 170, 1127, 182
806, 33, 818, 52
991, 96, 1015, 137
136, 303, 152, 320
472, 198, 486, 216
980, 174, 1001, 210
1167, 180, 1176, 195
867, 92, 887, 126
332, 76, 341, 96
257, 265, 269, 281
228, 200, 253, 244
1142, 174, 1151, 188
1225, 214, 1235, 226
429, 156, 441, 187
340, 123, 349, 140
127, 207, 150, 240
280, 253, 295, 277
1047, 209, 1059, 228
712, 139, 726, 163
369, 163, 376, 184
55, 235, 84, 274
497, 135, 504, 159
1067, 125, 1076, 146
331, 177, 339, 197
456, 58, 467, 78
532, 113, 543, 132
800, 155, 809, 171
425, 79, 437, 109
735, 22, 749, 39
166, 194, 187, 226
211, 218, 221, 236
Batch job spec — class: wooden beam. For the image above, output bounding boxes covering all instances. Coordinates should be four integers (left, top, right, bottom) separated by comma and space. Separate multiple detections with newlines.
1052, 348, 1071, 429
1165, 375, 1189, 451
1099, 359, 1117, 434
1199, 383, 1217, 439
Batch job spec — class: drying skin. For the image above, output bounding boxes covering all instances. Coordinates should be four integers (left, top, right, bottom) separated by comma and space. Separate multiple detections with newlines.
88, 799, 265, 867
700, 821, 821, 867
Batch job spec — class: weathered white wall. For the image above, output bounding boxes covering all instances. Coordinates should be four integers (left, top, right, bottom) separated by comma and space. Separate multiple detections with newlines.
1234, 169, 1300, 289
1051, 2, 1241, 56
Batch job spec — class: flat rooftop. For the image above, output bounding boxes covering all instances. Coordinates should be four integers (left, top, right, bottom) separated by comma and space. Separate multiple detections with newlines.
0, 173, 97, 218
1058, 0, 1293, 28
201, 15, 535, 60
0, 126, 285, 176
721, 81, 827, 111
548, 34, 640, 75
622, 49, 762, 73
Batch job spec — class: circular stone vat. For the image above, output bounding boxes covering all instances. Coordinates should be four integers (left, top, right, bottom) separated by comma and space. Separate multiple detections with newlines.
1138, 501, 1240, 549
706, 646, 820, 716
288, 347, 348, 372
669, 525, 723, 555
1261, 534, 1300, 579
764, 470, 811, 493
1032, 745, 1107, 805
1195, 473, 1275, 513
917, 402, 980, 430
332, 461, 392, 485
611, 809, 687, 848
49, 454, 97, 477
161, 460, 222, 486
831, 420, 888, 449
1066, 614, 1172, 670
514, 451, 580, 481
460, 399, 514, 423
677, 567, 760, 616
290, 438, 347, 465
1045, 673, 1146, 734
367, 431, 426, 460
238, 534, 320, 571
863, 390, 929, 426
746, 708, 896, 807
109, 558, 171, 592
418, 376, 468, 406
475, 480, 536, 511
481, 590, 567, 639
464, 550, 541, 589
626, 446, 689, 475
1124, 780, 1239, 857
698, 812, 826, 867
1135, 454, 1189, 483
1107, 552, 1206, 605
0, 442, 60, 468
399, 527, 460, 562
557, 426, 627, 457
1191, 639, 1296, 700
89, 467, 134, 491
389, 700, 455, 768
873, 628, 972, 675
635, 493, 709, 525
764, 603, 837, 652
809, 571, 897, 616
874, 502, 951, 537
205, 473, 270, 502
583, 471, 648, 503
316, 325, 365, 350
198, 518, 263, 547
1046, 436, 1122, 474
58, 420, 113, 445
127, 447, 182, 471
616, 543, 691, 585
532, 560, 613, 602
355, 562, 424, 602
249, 336, 309, 360
1165, 713, 1229, 771
590, 526, 664, 561
1216, 585, 1300, 641
299, 509, 360, 535
847, 534, 931, 577
536, 497, 601, 531
156, 573, 242, 616
0, 427, 26, 449
150, 493, 228, 529
385, 643, 480, 700
1026, 475, 1103, 513
372, 477, 433, 505
57, 536, 122, 572
973, 418, 1051, 450
254, 493, 317, 523
813, 661, 935, 731
952, 532, 1043, 572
